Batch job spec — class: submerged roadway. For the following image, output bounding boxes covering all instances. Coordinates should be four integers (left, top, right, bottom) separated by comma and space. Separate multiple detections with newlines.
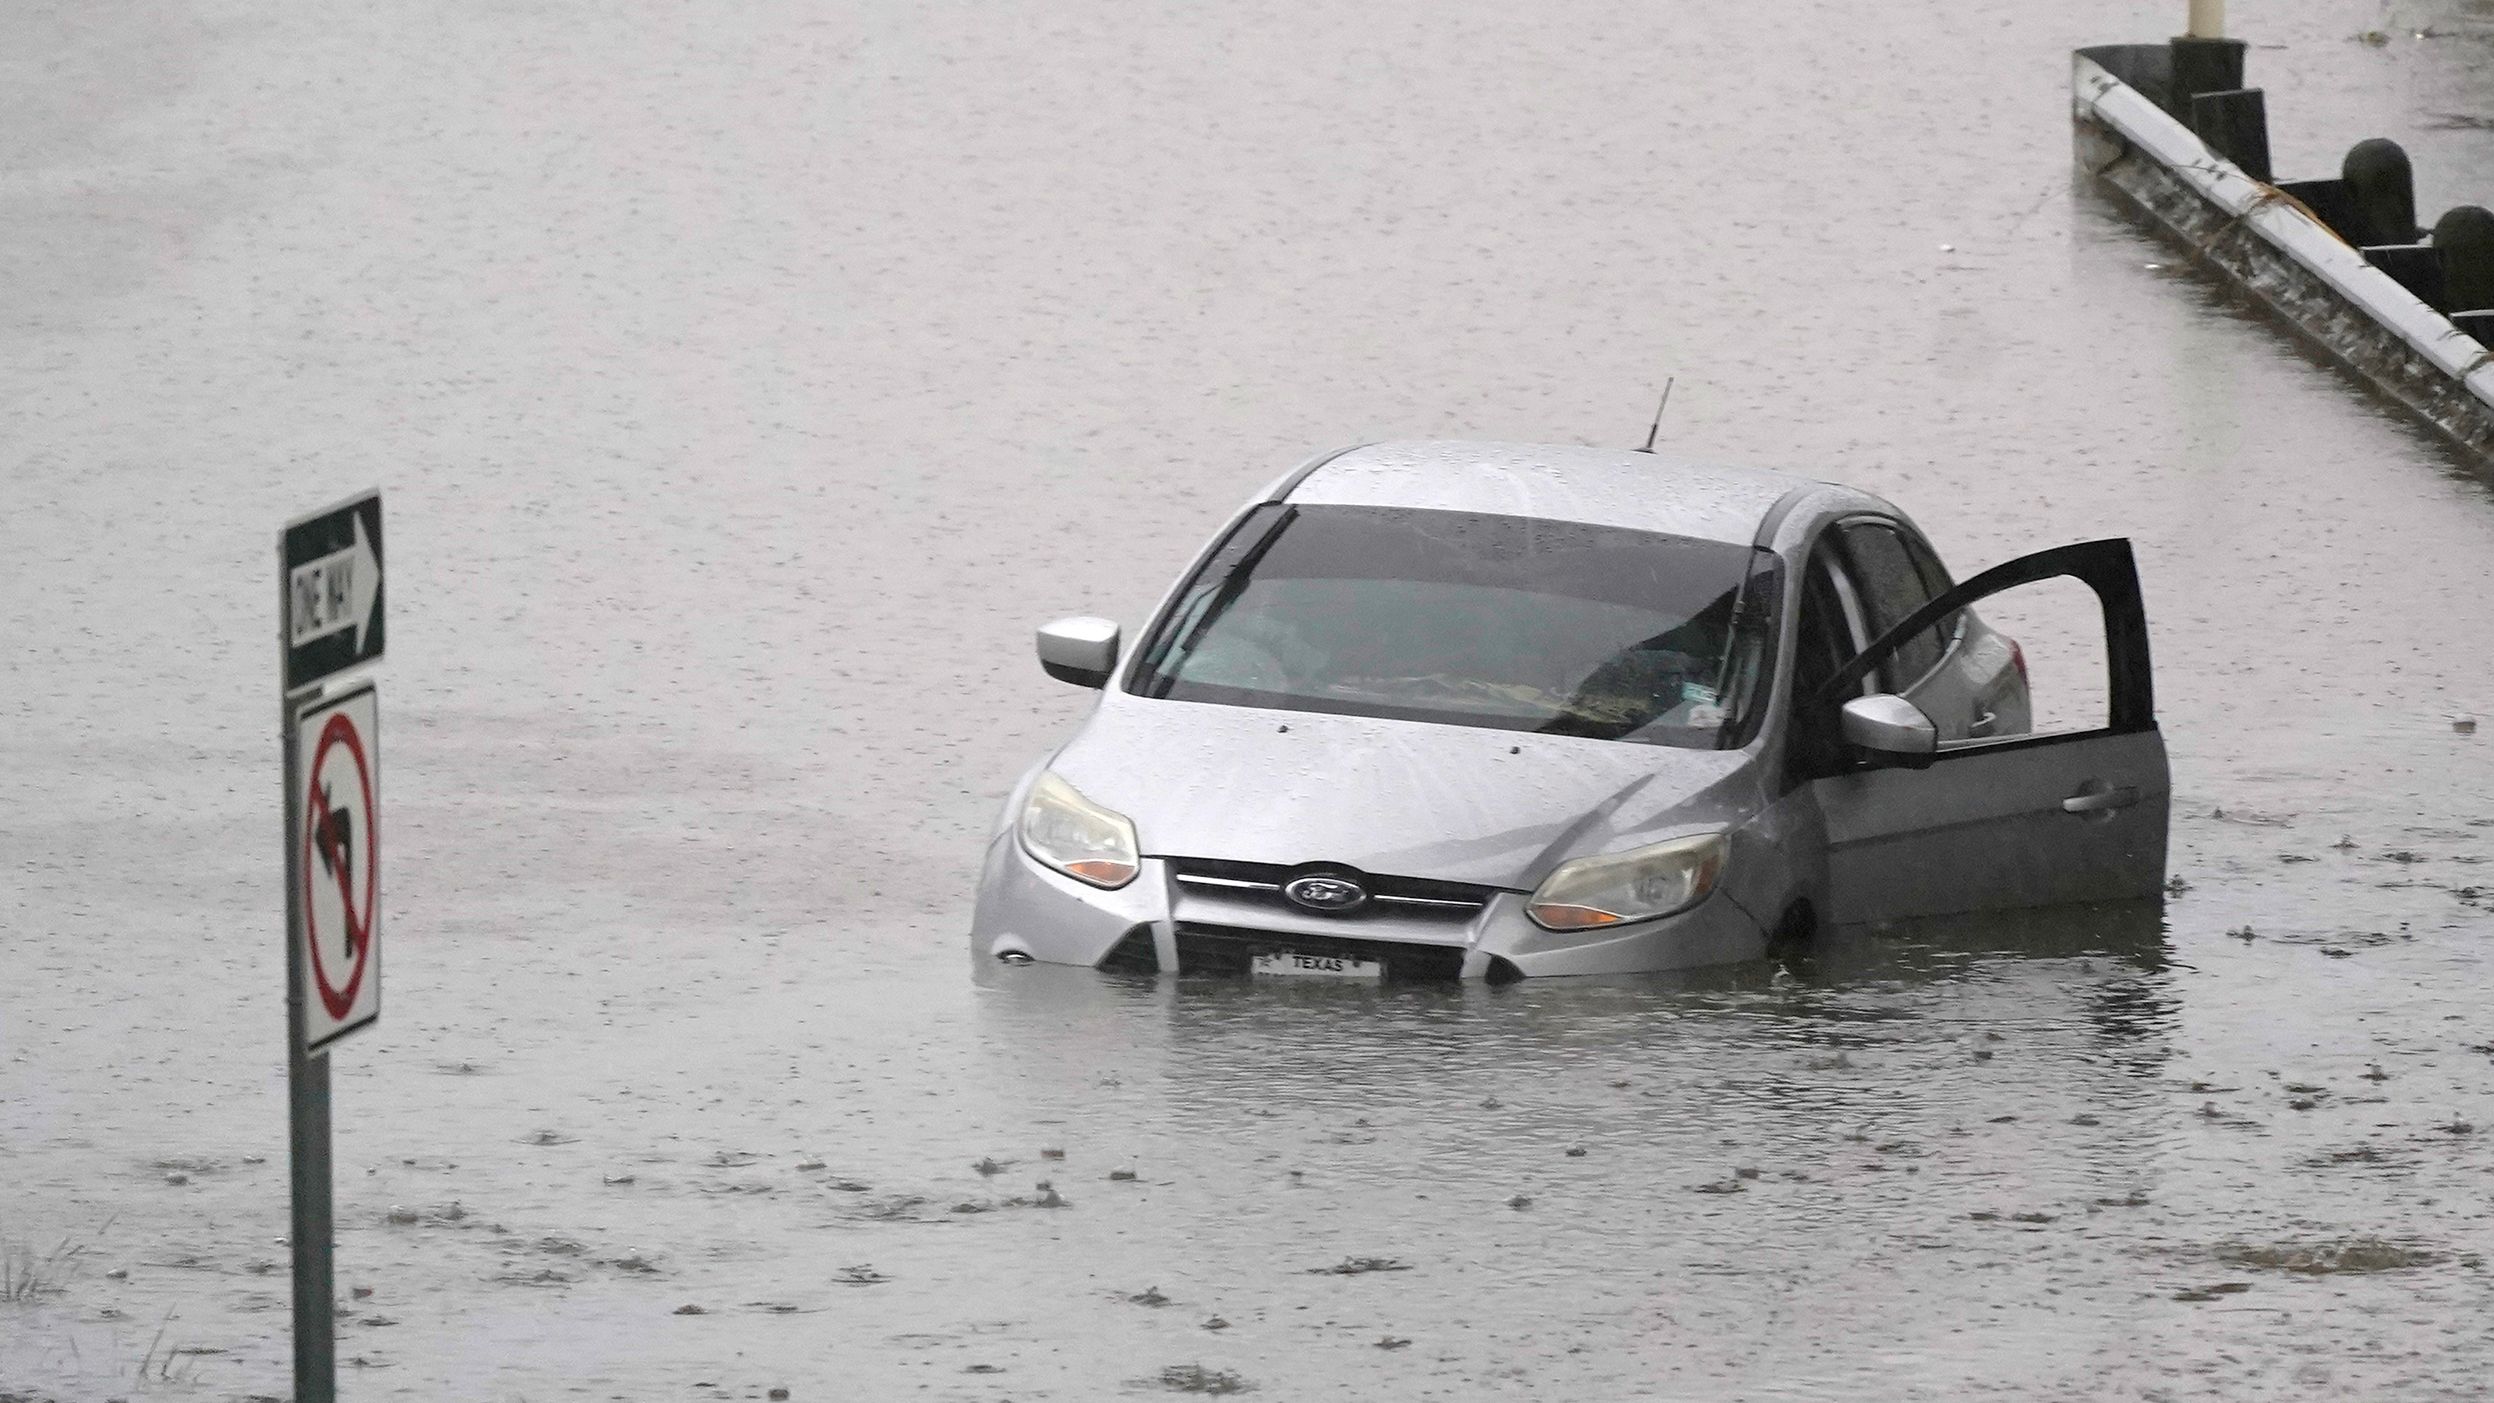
6, 1, 2494, 1397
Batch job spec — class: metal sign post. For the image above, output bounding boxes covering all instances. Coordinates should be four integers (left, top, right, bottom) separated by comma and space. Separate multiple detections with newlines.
279, 489, 386, 1403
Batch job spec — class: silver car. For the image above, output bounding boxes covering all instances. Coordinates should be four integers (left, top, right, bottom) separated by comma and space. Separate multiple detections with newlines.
971, 441, 2169, 980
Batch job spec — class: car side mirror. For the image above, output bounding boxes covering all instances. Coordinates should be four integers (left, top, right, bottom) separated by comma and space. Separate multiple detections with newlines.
1036, 616, 1120, 689
1840, 694, 1938, 769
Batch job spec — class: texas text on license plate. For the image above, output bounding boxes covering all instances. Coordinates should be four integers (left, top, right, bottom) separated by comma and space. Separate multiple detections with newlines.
1250, 949, 1382, 980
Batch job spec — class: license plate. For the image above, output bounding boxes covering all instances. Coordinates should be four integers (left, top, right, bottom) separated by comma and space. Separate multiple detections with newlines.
1251, 950, 1382, 980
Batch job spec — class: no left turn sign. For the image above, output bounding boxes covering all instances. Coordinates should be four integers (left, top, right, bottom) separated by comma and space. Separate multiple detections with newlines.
297, 683, 379, 1051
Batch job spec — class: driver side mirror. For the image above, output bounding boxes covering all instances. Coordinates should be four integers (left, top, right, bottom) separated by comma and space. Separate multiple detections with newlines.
1840, 694, 1938, 770
1036, 616, 1120, 689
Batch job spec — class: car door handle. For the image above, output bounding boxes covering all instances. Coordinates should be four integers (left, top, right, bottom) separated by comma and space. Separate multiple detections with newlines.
2062, 785, 2139, 814
1969, 709, 1999, 737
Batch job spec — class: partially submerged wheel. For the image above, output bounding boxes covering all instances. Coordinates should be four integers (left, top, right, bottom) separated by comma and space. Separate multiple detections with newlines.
1767, 899, 1817, 957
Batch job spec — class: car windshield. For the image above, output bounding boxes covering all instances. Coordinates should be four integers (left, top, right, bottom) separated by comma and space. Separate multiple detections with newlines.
1132, 504, 1780, 748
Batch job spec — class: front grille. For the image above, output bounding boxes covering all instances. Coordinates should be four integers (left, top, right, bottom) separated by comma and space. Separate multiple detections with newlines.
1166, 857, 1498, 924
1173, 922, 1467, 981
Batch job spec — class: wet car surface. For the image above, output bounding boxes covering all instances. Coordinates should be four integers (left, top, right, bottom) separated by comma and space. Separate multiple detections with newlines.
975, 440, 2167, 979
8, 0, 2494, 1399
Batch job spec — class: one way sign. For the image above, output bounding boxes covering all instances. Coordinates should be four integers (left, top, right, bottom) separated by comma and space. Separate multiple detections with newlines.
283, 491, 384, 692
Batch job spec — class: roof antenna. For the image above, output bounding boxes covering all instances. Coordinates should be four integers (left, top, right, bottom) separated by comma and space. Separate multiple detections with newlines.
1635, 377, 1675, 454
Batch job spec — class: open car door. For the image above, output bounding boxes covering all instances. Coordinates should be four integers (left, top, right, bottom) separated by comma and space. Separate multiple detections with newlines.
1808, 539, 2170, 926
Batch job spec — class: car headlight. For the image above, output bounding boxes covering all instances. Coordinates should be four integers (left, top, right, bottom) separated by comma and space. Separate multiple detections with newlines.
1526, 833, 1726, 930
1018, 771, 1141, 889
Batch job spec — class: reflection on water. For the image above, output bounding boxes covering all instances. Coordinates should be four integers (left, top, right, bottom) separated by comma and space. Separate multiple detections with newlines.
973, 902, 2179, 1139
950, 904, 2192, 1397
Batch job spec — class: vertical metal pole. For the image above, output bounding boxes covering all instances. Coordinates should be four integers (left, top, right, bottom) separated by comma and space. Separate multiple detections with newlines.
282, 568, 336, 1403
2187, 0, 2224, 39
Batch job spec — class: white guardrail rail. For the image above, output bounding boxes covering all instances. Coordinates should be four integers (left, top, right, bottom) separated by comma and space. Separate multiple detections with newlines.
2073, 48, 2494, 454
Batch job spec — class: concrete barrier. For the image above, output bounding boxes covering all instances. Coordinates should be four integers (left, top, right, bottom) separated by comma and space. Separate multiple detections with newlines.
2073, 43, 2494, 460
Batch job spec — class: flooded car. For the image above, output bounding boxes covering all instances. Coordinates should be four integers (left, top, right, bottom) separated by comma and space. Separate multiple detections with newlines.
971, 440, 2170, 979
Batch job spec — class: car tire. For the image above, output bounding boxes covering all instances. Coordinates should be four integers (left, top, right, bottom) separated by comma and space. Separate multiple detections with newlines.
1767, 899, 1817, 957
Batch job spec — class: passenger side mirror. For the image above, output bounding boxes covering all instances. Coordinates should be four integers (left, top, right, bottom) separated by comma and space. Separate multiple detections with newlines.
1840, 694, 1938, 769
1036, 616, 1120, 689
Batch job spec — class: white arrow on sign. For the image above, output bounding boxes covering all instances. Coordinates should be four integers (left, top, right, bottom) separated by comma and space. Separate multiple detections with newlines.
289, 513, 380, 652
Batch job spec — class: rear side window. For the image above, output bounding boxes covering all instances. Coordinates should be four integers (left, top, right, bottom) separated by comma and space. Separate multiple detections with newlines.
1897, 530, 1963, 648
1837, 522, 1947, 688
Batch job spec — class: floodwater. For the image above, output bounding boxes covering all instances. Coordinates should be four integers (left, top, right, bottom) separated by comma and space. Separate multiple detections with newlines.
8, 0, 2494, 1398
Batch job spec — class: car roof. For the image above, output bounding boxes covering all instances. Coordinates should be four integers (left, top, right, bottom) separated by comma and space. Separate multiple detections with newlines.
1281, 440, 1827, 546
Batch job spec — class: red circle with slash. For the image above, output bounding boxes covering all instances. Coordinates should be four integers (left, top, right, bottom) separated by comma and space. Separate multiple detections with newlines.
302, 711, 377, 1020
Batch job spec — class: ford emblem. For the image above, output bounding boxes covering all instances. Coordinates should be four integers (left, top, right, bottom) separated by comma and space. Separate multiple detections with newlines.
1283, 872, 1369, 914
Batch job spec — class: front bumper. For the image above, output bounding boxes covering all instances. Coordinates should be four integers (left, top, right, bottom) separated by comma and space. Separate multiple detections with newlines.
968, 833, 1767, 979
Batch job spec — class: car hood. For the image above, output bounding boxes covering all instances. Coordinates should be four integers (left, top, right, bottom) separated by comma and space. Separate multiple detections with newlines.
1048, 695, 1760, 890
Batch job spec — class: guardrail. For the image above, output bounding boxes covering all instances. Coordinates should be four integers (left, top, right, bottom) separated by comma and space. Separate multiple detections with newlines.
2074, 40, 2494, 459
